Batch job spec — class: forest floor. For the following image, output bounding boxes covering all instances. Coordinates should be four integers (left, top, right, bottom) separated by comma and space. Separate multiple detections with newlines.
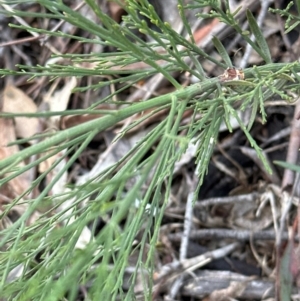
1, 1, 300, 300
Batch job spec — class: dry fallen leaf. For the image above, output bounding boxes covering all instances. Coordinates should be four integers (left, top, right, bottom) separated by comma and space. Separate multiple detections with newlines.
39, 77, 77, 173
43, 77, 77, 127
0, 118, 29, 198
3, 85, 39, 139
108, 1, 125, 22
0, 118, 32, 229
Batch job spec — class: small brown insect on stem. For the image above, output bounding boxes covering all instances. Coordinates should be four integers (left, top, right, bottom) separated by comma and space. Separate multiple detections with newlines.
218, 67, 245, 82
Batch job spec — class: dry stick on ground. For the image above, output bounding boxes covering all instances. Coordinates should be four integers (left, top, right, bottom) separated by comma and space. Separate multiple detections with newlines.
165, 172, 196, 300
168, 228, 292, 242
182, 270, 277, 299
154, 242, 239, 290
282, 99, 300, 191
261, 127, 291, 149
165, 193, 260, 216
195, 192, 259, 207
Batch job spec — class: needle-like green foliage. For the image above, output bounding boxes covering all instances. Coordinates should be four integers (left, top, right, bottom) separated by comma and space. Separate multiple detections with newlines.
0, 1, 299, 300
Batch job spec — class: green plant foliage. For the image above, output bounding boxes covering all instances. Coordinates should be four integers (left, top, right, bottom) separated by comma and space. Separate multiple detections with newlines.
246, 9, 272, 64
0, 1, 300, 300
270, 1, 300, 34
